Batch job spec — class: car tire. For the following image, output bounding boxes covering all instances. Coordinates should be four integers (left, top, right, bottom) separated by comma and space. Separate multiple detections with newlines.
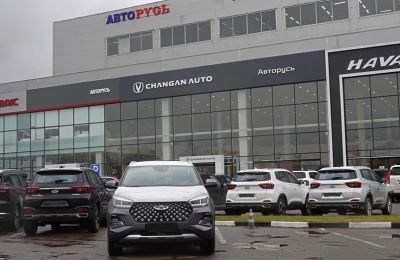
274, 197, 287, 215
363, 197, 373, 216
9, 205, 21, 231
107, 239, 123, 256
301, 198, 311, 216
310, 209, 323, 215
382, 196, 392, 215
88, 206, 100, 233
200, 236, 215, 255
23, 221, 38, 236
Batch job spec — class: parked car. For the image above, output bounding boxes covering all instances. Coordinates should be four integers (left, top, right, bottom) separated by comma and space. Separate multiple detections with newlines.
0, 169, 27, 231
200, 174, 228, 210
106, 161, 215, 256
309, 166, 392, 215
293, 170, 318, 187
225, 169, 310, 215
386, 165, 400, 201
213, 175, 232, 185
23, 167, 111, 235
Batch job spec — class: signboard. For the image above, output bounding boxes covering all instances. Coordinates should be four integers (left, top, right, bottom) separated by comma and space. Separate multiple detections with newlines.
106, 4, 170, 25
91, 164, 101, 176
0, 91, 27, 115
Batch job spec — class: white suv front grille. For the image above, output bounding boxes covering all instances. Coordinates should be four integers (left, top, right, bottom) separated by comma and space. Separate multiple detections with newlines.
129, 202, 193, 223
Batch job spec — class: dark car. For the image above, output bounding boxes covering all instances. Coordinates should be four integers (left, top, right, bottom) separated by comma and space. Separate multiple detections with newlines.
23, 167, 111, 235
200, 174, 228, 210
0, 169, 27, 231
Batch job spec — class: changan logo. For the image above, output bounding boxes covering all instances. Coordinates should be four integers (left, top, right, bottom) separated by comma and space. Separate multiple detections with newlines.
132, 82, 145, 94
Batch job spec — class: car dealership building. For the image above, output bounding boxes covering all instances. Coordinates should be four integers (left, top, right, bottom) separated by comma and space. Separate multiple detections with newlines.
0, 0, 400, 178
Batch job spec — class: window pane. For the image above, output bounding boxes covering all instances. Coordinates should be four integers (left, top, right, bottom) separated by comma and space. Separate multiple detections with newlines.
105, 146, 121, 164
317, 1, 333, 23
174, 141, 192, 159
192, 93, 210, 113
211, 91, 230, 111
122, 145, 138, 165
172, 26, 185, 45
118, 36, 130, 54
231, 89, 251, 109
347, 129, 373, 151
274, 105, 296, 134
318, 81, 327, 101
105, 121, 121, 146
142, 31, 153, 51
59, 149, 74, 164
295, 82, 317, 103
186, 23, 198, 44
193, 139, 211, 155
59, 126, 73, 149
74, 107, 88, 124
0, 117, 3, 131
373, 127, 400, 149
345, 98, 372, 129
198, 21, 211, 41
251, 87, 272, 107
220, 17, 233, 38
319, 102, 328, 131
17, 130, 30, 152
296, 104, 319, 133
332, 0, 349, 20
212, 138, 231, 156
252, 107, 273, 136
174, 115, 192, 141
377, 0, 394, 14
262, 10, 276, 31
90, 123, 104, 147
31, 112, 44, 128
0, 132, 3, 153
297, 132, 319, 153
275, 134, 296, 155
285, 6, 301, 27
192, 113, 211, 140
130, 33, 141, 52
45, 110, 58, 127
212, 111, 231, 138
138, 143, 156, 161
173, 96, 191, 115
253, 136, 274, 155
344, 77, 370, 99
233, 15, 247, 36
273, 84, 294, 105
105, 103, 120, 121
121, 120, 138, 145
371, 96, 399, 128
121, 101, 137, 120
138, 118, 155, 143
59, 109, 73, 125
371, 73, 398, 97
161, 28, 172, 47
45, 128, 59, 150
360, 0, 377, 16
18, 114, 30, 130
5, 115, 17, 131
248, 12, 261, 34
107, 37, 118, 56
301, 3, 316, 25
89, 106, 104, 123
31, 128, 44, 151
138, 100, 154, 118
74, 124, 89, 148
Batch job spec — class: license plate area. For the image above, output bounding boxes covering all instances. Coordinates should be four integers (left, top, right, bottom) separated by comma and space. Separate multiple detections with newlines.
40, 200, 69, 208
145, 223, 179, 234
239, 194, 255, 198
322, 193, 343, 199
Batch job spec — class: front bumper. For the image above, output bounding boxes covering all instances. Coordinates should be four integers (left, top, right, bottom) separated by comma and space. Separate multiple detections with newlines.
107, 205, 214, 246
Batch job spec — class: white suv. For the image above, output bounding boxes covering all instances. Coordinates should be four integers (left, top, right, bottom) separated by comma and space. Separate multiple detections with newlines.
309, 166, 392, 215
225, 169, 310, 215
387, 165, 400, 201
293, 170, 318, 187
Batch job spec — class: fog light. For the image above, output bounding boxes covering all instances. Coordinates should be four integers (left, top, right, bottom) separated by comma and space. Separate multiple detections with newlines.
109, 216, 124, 229
199, 214, 213, 227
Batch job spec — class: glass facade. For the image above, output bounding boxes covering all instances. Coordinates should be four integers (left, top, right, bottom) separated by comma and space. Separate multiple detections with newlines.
344, 72, 400, 168
0, 81, 328, 179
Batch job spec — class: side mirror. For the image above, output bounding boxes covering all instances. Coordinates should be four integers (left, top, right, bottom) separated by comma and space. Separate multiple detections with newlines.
298, 179, 305, 185
205, 178, 218, 187
380, 178, 386, 184
105, 180, 119, 189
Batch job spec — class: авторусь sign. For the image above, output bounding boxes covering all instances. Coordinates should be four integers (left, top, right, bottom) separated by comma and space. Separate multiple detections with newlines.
106, 4, 170, 25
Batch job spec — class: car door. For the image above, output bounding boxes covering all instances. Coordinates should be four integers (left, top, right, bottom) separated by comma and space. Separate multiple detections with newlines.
87, 170, 110, 218
286, 171, 307, 204
276, 171, 296, 204
8, 174, 25, 209
368, 169, 386, 204
360, 169, 381, 205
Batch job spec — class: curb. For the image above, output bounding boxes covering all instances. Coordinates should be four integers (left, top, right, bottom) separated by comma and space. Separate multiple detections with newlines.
215, 221, 400, 229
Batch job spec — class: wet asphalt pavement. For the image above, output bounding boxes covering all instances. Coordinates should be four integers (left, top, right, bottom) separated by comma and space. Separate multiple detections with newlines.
0, 203, 399, 260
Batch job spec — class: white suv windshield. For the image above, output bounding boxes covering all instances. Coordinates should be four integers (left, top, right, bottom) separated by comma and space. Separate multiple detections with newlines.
122, 165, 201, 187
316, 170, 357, 180
391, 167, 400, 176
293, 172, 306, 179
235, 172, 270, 182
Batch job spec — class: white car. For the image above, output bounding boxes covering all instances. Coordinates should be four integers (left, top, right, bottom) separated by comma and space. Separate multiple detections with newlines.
309, 166, 392, 215
293, 170, 318, 187
225, 169, 310, 215
387, 165, 400, 201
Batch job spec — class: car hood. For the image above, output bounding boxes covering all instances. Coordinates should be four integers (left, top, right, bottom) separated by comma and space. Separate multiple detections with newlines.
113, 185, 208, 202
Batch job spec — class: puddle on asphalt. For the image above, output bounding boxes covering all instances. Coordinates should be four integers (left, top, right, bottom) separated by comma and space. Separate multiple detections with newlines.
379, 234, 400, 239
304, 257, 325, 260
245, 234, 289, 239
233, 242, 288, 251
297, 231, 328, 236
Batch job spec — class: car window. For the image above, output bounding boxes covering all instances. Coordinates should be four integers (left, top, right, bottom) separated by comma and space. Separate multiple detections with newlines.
316, 170, 357, 180
309, 172, 317, 179
123, 165, 201, 187
293, 171, 306, 179
34, 170, 84, 184
287, 172, 299, 184
88, 170, 103, 186
9, 175, 23, 187
275, 171, 290, 183
235, 172, 270, 182
368, 169, 381, 182
391, 167, 400, 176
361, 169, 372, 181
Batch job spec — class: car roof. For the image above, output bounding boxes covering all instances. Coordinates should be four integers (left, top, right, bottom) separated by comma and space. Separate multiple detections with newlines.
0, 169, 23, 175
237, 168, 290, 173
128, 161, 193, 167
38, 167, 89, 172
319, 166, 369, 171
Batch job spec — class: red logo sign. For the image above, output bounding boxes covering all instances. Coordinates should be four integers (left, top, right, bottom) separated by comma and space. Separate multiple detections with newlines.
106, 4, 170, 25
0, 98, 19, 107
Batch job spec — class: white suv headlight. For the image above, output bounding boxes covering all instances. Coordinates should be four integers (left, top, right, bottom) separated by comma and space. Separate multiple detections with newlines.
113, 196, 133, 209
189, 195, 209, 208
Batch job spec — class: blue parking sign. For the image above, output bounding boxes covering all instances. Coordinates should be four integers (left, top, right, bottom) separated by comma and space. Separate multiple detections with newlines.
91, 164, 101, 175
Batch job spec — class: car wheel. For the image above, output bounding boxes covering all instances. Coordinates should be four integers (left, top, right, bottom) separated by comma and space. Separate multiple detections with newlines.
274, 197, 287, 215
310, 209, 323, 216
301, 198, 311, 216
88, 206, 100, 233
200, 236, 215, 255
363, 197, 373, 216
9, 205, 21, 231
23, 221, 38, 236
107, 239, 123, 256
382, 196, 392, 215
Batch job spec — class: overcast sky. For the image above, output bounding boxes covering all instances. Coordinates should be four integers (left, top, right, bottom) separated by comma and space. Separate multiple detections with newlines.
0, 0, 158, 84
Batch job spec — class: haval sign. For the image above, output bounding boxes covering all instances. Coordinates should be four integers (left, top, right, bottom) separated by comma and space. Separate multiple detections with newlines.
347, 55, 400, 71
106, 4, 170, 25
0, 91, 26, 114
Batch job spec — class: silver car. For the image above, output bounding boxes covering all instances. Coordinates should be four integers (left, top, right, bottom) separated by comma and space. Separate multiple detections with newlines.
309, 166, 392, 215
387, 165, 400, 201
